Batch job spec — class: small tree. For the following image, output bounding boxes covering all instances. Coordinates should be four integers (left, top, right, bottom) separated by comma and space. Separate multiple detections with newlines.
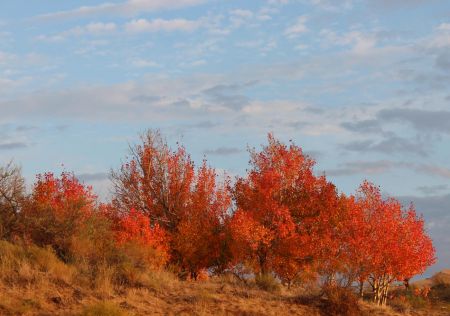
21, 172, 96, 260
172, 162, 231, 279
111, 130, 232, 275
230, 134, 317, 278
350, 181, 435, 305
0, 162, 25, 240
111, 130, 195, 232
114, 208, 169, 268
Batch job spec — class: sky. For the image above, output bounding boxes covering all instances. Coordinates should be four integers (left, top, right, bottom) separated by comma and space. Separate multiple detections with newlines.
0, 0, 449, 276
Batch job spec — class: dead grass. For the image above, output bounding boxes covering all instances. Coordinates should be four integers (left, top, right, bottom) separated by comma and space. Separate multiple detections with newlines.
0, 240, 448, 315
0, 240, 75, 287
359, 301, 402, 316
80, 301, 129, 316
254, 273, 282, 293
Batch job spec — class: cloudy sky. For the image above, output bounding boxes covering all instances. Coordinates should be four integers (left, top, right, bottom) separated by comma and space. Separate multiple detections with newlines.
1, 0, 449, 275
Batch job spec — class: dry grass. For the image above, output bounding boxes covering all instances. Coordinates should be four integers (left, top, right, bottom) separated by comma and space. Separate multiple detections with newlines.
254, 273, 282, 293
0, 240, 74, 286
0, 240, 448, 315
80, 301, 129, 316
359, 301, 402, 316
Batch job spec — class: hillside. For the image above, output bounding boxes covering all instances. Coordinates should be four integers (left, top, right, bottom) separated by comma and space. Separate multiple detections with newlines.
413, 270, 450, 289
1, 241, 449, 316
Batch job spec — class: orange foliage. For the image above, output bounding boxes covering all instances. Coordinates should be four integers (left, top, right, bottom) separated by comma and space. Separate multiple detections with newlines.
111, 131, 231, 276
111, 130, 195, 232
173, 161, 231, 279
21, 172, 96, 259
347, 181, 436, 305
230, 134, 320, 281
6, 129, 435, 300
113, 208, 169, 268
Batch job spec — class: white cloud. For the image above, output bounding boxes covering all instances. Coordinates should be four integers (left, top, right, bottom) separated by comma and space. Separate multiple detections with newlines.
35, 34, 66, 43
130, 58, 159, 68
125, 18, 201, 33
326, 160, 450, 179
235, 39, 277, 54
437, 23, 450, 32
352, 35, 376, 55
229, 9, 254, 28
36, 22, 117, 42
267, 0, 289, 4
425, 23, 450, 49
84, 22, 117, 34
183, 59, 207, 67
284, 15, 308, 38
230, 9, 253, 19
416, 165, 450, 179
257, 14, 272, 21
227, 8, 272, 29
309, 0, 354, 11
36, 0, 207, 20
320, 29, 377, 55
0, 51, 16, 65
294, 43, 308, 50
68, 22, 117, 36
236, 40, 264, 48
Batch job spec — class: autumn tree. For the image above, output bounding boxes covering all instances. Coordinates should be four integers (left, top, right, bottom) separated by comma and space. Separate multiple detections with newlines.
21, 172, 97, 260
337, 194, 369, 297
397, 205, 435, 290
0, 162, 25, 240
113, 208, 169, 268
111, 130, 194, 232
350, 181, 435, 305
230, 134, 337, 281
111, 130, 232, 275
173, 162, 231, 279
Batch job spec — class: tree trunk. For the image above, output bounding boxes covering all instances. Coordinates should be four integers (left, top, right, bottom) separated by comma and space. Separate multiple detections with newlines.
403, 278, 410, 290
259, 253, 267, 276
359, 280, 364, 298
382, 285, 389, 306
373, 279, 379, 304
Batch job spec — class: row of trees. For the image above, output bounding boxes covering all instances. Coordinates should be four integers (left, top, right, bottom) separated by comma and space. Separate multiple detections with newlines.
0, 130, 435, 305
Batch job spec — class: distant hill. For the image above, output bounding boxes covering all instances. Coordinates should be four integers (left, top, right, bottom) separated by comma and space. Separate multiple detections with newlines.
413, 270, 450, 288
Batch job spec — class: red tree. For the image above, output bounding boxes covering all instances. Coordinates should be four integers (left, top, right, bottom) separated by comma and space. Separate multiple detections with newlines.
349, 181, 435, 305
113, 208, 169, 268
111, 130, 195, 232
22, 172, 97, 259
173, 162, 231, 279
111, 130, 232, 276
230, 134, 335, 282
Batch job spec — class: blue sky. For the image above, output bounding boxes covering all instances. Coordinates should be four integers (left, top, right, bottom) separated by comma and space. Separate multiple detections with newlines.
1, 0, 449, 275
